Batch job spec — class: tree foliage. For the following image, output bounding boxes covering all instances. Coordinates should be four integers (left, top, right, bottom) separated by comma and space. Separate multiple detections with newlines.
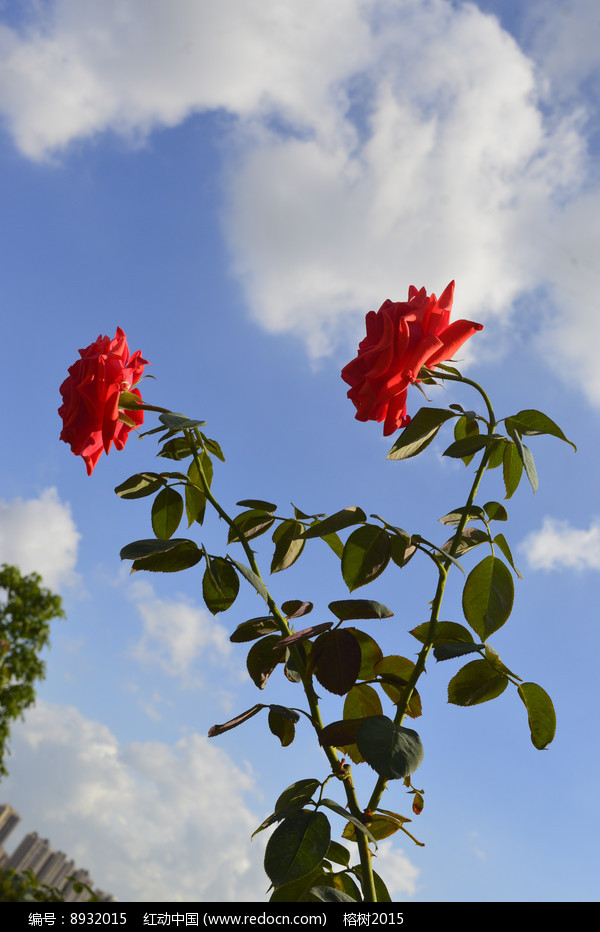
0, 564, 65, 778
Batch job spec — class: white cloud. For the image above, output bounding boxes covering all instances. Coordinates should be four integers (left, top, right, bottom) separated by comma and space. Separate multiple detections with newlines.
2, 701, 268, 901
0, 488, 80, 589
130, 590, 232, 683
1, 0, 600, 397
3, 701, 420, 902
521, 517, 600, 571
374, 840, 420, 898
524, 0, 600, 107
0, 0, 371, 160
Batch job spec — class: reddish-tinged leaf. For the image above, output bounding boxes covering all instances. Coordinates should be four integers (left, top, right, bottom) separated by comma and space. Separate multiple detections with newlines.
313, 630, 361, 696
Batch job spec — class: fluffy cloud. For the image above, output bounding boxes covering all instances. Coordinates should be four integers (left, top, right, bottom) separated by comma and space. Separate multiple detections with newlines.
521, 517, 600, 571
3, 701, 420, 902
0, 488, 80, 589
130, 588, 232, 683
1, 0, 599, 395
2, 701, 267, 901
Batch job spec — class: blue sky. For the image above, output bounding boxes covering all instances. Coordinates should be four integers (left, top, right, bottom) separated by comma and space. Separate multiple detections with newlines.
0, 0, 598, 903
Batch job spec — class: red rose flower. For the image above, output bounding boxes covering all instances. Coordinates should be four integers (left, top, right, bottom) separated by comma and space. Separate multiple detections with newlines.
341, 282, 483, 435
59, 327, 148, 475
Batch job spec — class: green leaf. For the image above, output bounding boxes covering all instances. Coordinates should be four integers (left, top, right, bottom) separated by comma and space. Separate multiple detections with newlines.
439, 505, 485, 526
236, 499, 277, 511
157, 437, 194, 461
115, 472, 166, 500
387, 407, 456, 460
344, 683, 383, 721
319, 799, 377, 846
518, 682, 556, 749
120, 537, 198, 563
410, 620, 475, 646
378, 680, 421, 720
158, 412, 207, 430
506, 428, 538, 493
264, 811, 331, 887
130, 541, 203, 573
462, 555, 514, 639
120, 538, 203, 573
200, 433, 225, 462
229, 617, 280, 643
184, 483, 207, 527
483, 501, 508, 522
313, 630, 362, 696
328, 599, 393, 622
345, 813, 404, 842
117, 390, 144, 410
246, 635, 283, 689
188, 449, 213, 489
502, 441, 523, 499
202, 557, 240, 614
353, 866, 393, 902
453, 414, 480, 465
307, 886, 356, 903
506, 410, 576, 450
441, 527, 489, 557
447, 659, 509, 706
389, 534, 417, 567
433, 642, 484, 662
227, 509, 275, 544
268, 708, 298, 747
356, 716, 424, 780
229, 559, 270, 604
271, 520, 306, 573
493, 533, 523, 579
443, 433, 505, 459
269, 868, 328, 903
325, 840, 351, 868
301, 507, 367, 539
275, 779, 321, 815
348, 627, 384, 680
341, 525, 391, 591
151, 486, 184, 540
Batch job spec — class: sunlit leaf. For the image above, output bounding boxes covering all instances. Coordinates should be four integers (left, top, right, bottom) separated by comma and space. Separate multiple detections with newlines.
518, 682, 556, 749
151, 486, 184, 540
341, 525, 391, 591
115, 472, 166, 500
227, 509, 275, 543
275, 779, 321, 815
268, 707, 298, 747
462, 555, 514, 639
506, 410, 576, 450
502, 441, 523, 499
229, 616, 280, 643
271, 520, 306, 573
301, 507, 367, 539
387, 407, 456, 460
447, 659, 509, 706
202, 557, 240, 614
410, 620, 475, 646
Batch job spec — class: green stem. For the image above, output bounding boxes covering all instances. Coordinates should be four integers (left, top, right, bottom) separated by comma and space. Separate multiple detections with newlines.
184, 430, 378, 902
368, 372, 497, 814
